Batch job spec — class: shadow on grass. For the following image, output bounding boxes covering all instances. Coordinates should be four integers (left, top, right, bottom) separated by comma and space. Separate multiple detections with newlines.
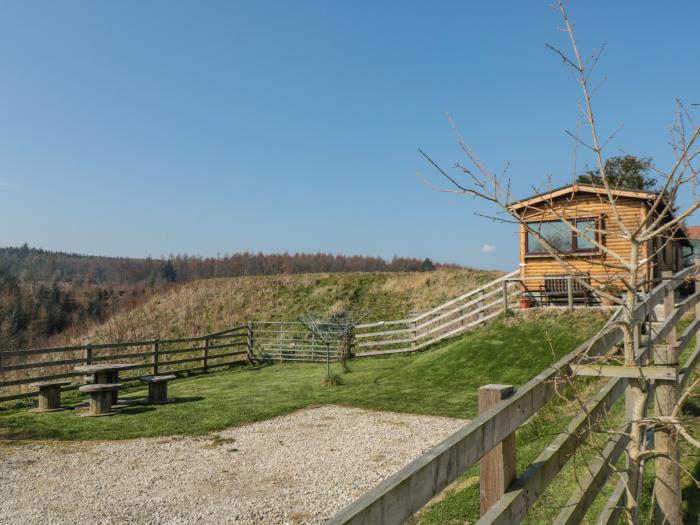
0, 400, 34, 413
134, 396, 205, 408
173, 396, 205, 403
683, 459, 700, 523
683, 401, 700, 417
119, 406, 156, 415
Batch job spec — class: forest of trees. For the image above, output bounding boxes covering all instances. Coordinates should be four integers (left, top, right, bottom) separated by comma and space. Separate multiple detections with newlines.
0, 246, 457, 350
0, 273, 151, 350
0, 246, 454, 285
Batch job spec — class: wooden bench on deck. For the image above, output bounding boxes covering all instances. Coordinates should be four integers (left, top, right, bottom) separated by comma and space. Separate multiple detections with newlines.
539, 273, 593, 306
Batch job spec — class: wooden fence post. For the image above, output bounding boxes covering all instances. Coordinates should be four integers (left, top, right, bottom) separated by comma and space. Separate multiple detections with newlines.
341, 329, 353, 361
479, 384, 516, 516
566, 275, 574, 312
152, 339, 160, 376
411, 319, 417, 351
624, 310, 644, 522
203, 338, 209, 372
502, 281, 509, 313
348, 329, 355, 358
85, 344, 93, 365
653, 271, 681, 525
246, 321, 254, 362
480, 290, 485, 321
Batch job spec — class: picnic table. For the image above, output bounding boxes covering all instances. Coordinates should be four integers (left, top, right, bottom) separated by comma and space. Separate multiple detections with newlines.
75, 363, 133, 406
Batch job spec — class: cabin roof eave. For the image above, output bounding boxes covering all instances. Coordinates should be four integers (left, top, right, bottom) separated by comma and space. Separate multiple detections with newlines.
507, 183, 656, 212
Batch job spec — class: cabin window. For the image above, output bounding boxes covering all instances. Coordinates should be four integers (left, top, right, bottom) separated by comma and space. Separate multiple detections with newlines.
575, 219, 597, 250
526, 218, 601, 255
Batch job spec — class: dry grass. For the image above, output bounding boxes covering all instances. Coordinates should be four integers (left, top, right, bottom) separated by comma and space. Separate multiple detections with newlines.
64, 269, 503, 345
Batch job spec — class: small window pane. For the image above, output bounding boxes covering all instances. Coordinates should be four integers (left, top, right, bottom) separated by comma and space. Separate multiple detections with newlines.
527, 221, 573, 253
575, 220, 596, 250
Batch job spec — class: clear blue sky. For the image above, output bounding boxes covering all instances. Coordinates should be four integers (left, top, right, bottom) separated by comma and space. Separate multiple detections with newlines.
1, 1, 698, 271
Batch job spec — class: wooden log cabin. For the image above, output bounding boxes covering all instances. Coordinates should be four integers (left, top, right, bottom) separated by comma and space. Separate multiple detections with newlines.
508, 183, 692, 305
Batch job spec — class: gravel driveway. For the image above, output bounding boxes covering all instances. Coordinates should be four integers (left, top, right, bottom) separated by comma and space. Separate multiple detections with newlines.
1, 405, 467, 525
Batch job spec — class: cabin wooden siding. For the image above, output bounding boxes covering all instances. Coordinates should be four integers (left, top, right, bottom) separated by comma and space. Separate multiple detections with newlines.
517, 194, 648, 293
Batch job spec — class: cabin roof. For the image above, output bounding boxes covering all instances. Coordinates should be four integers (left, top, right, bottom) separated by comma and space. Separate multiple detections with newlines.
509, 183, 692, 246
508, 183, 657, 211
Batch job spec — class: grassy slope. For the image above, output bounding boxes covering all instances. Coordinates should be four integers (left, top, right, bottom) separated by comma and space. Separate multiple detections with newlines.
63, 268, 503, 344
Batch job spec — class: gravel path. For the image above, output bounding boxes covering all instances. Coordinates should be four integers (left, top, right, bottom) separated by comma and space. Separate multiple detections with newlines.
1, 405, 467, 525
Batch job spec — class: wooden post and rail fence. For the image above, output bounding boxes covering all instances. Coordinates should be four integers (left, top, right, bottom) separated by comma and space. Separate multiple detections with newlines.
0, 319, 357, 402
353, 271, 522, 357
0, 269, 645, 403
351, 270, 623, 357
326, 264, 700, 525
0, 326, 251, 402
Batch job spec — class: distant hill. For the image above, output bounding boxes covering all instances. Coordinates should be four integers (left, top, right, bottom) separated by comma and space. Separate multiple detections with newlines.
0, 245, 468, 350
68, 268, 503, 345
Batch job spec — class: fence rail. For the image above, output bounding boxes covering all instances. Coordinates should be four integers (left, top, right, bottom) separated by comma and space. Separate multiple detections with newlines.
326, 264, 700, 525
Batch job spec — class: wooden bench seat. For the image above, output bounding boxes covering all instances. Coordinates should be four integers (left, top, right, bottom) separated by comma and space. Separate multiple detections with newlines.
539, 273, 593, 306
140, 375, 177, 404
78, 383, 121, 417
29, 380, 72, 413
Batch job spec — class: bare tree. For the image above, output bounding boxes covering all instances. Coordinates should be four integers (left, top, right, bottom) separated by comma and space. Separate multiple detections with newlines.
419, 2, 700, 523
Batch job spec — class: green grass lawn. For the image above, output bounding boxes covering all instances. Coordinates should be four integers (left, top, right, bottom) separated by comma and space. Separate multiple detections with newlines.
0, 311, 606, 441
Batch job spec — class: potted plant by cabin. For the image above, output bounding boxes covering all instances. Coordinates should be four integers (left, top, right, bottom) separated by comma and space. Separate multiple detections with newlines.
599, 283, 617, 307
519, 294, 534, 309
